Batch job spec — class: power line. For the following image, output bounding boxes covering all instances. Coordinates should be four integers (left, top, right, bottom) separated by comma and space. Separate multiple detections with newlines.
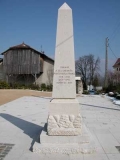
108, 44, 118, 59
109, 18, 120, 42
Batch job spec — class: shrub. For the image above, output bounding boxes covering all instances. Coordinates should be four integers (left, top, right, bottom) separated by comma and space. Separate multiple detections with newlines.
41, 83, 46, 91
27, 84, 40, 90
0, 81, 10, 89
11, 83, 19, 89
95, 90, 100, 95
103, 84, 120, 94
0, 80, 54, 92
82, 90, 89, 94
46, 84, 53, 91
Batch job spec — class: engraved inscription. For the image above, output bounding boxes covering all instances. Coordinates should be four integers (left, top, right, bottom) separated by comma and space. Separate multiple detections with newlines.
54, 66, 75, 84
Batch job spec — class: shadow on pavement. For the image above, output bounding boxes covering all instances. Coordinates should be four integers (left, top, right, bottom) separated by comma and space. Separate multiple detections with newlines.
0, 113, 43, 151
80, 103, 120, 111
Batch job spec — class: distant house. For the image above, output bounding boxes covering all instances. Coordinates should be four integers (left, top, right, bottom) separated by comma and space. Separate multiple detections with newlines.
113, 58, 120, 73
0, 43, 54, 86
113, 58, 120, 85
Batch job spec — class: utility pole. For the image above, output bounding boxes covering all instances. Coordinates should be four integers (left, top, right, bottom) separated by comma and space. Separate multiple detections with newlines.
104, 37, 109, 88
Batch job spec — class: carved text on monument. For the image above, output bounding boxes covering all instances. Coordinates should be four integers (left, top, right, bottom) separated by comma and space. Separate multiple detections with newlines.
54, 66, 74, 84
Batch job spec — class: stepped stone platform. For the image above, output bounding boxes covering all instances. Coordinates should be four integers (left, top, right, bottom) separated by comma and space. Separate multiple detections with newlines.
33, 123, 96, 154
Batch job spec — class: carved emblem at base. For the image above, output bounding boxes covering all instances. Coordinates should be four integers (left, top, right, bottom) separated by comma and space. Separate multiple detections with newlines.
47, 114, 82, 135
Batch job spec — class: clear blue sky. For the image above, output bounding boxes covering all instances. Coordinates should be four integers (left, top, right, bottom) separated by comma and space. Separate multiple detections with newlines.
0, 0, 120, 74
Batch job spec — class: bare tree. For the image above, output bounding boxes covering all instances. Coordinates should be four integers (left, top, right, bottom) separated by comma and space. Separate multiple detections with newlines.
92, 74, 99, 87
88, 54, 100, 85
75, 55, 90, 89
75, 54, 100, 89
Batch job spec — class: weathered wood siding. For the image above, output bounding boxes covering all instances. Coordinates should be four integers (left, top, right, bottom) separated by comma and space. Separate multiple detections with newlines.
40, 57, 43, 72
3, 49, 40, 74
0, 62, 5, 80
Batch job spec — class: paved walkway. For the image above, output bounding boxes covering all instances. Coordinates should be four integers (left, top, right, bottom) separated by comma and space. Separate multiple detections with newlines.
0, 95, 120, 160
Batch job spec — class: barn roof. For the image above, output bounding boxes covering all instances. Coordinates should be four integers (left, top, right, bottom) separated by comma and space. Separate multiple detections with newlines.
0, 42, 54, 62
9, 43, 31, 49
113, 58, 120, 68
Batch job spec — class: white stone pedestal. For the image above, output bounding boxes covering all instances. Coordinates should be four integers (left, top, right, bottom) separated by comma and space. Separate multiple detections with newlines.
47, 99, 82, 136
33, 124, 96, 154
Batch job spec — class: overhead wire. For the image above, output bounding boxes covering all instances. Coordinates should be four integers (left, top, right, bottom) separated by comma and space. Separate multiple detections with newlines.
109, 17, 120, 42
108, 17, 120, 60
108, 44, 118, 59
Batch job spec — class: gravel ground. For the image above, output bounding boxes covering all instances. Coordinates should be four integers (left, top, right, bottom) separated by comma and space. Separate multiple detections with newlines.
0, 89, 52, 106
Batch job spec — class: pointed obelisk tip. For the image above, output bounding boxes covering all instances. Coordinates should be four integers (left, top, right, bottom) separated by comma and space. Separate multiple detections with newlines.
59, 2, 71, 10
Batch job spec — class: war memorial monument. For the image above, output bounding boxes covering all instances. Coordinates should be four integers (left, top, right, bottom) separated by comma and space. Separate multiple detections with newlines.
33, 2, 95, 154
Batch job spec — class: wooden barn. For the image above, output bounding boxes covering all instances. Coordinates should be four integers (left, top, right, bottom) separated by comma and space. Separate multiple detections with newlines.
0, 43, 54, 85
0, 58, 5, 81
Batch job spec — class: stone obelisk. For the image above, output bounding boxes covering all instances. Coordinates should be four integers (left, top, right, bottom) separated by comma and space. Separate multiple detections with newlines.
52, 3, 76, 99
33, 3, 96, 154
47, 2, 82, 136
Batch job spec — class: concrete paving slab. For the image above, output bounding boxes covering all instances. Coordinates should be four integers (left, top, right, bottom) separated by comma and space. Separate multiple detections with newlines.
0, 95, 120, 159
107, 154, 120, 160
83, 153, 109, 160
42, 153, 70, 160
70, 154, 83, 160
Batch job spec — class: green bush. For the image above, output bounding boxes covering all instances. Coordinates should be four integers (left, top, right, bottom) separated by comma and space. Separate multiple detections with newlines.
27, 84, 40, 90
95, 90, 102, 95
10, 83, 19, 89
46, 84, 53, 91
10, 83, 26, 89
0, 81, 10, 89
40, 83, 53, 91
0, 81, 41, 90
41, 83, 46, 91
103, 84, 120, 94
0, 80, 54, 92
82, 90, 89, 94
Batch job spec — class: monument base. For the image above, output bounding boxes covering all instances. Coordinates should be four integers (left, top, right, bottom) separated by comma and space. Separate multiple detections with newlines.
48, 99, 82, 136
32, 124, 96, 154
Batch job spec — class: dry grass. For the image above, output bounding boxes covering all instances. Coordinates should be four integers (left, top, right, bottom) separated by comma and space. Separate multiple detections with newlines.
0, 89, 52, 106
